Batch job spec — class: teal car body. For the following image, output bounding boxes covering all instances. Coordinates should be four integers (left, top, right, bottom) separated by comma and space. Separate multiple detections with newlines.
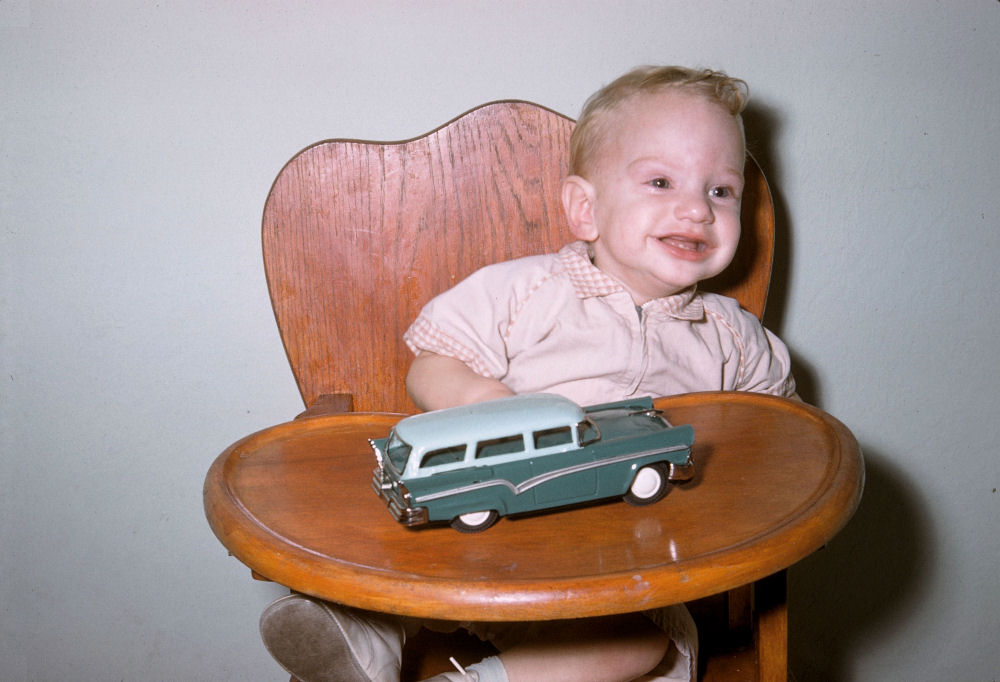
370, 394, 694, 532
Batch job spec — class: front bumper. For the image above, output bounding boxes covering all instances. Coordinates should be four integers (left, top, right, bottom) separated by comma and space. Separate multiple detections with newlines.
668, 456, 694, 482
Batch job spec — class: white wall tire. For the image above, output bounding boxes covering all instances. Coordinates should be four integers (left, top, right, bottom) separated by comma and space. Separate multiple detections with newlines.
624, 463, 670, 506
450, 509, 499, 532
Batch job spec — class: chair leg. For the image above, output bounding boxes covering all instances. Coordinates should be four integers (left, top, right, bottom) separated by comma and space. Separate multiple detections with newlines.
727, 584, 752, 635
753, 570, 788, 682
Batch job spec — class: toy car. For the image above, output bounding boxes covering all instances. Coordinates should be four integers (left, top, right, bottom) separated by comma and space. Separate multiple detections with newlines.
370, 394, 694, 532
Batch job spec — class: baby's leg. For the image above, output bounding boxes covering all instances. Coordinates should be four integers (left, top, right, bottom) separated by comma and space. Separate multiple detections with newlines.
497, 613, 671, 682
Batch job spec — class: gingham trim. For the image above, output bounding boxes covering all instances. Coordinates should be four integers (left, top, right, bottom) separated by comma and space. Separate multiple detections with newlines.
559, 241, 624, 298
559, 242, 704, 321
403, 316, 496, 378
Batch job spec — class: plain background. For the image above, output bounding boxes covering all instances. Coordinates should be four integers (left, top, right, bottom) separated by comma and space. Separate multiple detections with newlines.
2, 1, 998, 680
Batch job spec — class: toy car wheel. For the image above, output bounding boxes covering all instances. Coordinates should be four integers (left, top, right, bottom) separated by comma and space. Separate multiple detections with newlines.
450, 509, 499, 533
624, 463, 670, 505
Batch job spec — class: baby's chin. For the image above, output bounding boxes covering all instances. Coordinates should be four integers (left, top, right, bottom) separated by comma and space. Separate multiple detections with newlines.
650, 264, 727, 293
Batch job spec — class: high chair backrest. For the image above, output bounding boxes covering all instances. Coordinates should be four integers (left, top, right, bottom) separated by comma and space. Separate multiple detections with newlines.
262, 100, 774, 414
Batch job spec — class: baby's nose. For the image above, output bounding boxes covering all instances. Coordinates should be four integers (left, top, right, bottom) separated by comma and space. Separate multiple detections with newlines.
673, 193, 712, 222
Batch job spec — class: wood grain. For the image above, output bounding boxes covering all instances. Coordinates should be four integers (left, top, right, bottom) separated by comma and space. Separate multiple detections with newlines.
204, 392, 863, 623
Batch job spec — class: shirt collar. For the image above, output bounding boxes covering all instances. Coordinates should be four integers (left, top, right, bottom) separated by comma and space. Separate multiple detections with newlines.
559, 241, 705, 321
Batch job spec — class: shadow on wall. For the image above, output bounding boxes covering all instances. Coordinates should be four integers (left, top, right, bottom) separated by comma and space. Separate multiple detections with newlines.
787, 450, 934, 681
741, 97, 935, 682
741, 100, 792, 336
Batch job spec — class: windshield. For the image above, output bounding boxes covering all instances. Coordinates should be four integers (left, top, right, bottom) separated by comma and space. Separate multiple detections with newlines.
385, 431, 412, 473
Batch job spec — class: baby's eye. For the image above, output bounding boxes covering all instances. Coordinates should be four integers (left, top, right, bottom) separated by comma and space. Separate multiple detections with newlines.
710, 186, 732, 199
649, 178, 670, 189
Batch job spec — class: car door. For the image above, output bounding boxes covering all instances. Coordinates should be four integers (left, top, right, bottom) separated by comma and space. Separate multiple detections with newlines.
472, 434, 533, 513
529, 424, 598, 506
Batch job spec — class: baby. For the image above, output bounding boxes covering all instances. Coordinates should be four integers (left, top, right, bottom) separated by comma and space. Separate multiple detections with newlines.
260, 65, 795, 682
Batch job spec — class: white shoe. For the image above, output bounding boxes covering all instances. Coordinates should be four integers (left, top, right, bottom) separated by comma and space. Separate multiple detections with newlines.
260, 594, 405, 682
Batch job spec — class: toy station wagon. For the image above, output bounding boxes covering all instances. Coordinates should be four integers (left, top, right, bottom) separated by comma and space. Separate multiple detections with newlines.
370, 394, 694, 532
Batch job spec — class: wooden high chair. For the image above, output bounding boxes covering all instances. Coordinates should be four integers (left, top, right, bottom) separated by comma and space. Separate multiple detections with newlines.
259, 100, 779, 680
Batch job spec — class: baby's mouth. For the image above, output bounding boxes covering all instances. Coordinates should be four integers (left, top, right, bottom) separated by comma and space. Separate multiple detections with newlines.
658, 235, 708, 253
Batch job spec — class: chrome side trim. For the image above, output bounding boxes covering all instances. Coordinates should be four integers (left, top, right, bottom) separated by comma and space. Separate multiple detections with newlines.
414, 445, 690, 503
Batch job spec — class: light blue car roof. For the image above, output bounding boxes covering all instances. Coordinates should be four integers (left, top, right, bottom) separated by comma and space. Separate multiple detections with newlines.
393, 393, 586, 452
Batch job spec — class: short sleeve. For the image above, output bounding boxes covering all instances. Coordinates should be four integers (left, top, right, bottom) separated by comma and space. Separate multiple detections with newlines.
403, 263, 520, 380
703, 296, 797, 397
739, 325, 797, 397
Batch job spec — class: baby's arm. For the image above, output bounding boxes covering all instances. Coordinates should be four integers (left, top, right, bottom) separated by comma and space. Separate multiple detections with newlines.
406, 351, 514, 412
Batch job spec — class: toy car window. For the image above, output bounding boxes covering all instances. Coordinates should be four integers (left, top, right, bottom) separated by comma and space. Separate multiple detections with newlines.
385, 432, 411, 472
421, 444, 466, 469
577, 419, 600, 446
533, 426, 574, 449
475, 435, 525, 459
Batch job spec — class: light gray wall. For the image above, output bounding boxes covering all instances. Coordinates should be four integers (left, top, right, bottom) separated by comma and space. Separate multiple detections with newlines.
2, 1, 997, 680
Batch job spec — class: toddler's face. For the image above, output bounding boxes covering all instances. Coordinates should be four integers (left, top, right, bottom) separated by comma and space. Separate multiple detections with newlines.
578, 90, 745, 304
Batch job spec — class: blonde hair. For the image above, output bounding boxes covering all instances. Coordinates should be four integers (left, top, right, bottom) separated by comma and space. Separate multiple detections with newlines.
569, 65, 749, 177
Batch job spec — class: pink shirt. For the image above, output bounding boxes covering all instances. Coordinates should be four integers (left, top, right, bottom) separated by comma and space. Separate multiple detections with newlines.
404, 241, 795, 405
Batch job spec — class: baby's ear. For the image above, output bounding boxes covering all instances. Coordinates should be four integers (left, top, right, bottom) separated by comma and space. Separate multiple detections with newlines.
561, 175, 598, 241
